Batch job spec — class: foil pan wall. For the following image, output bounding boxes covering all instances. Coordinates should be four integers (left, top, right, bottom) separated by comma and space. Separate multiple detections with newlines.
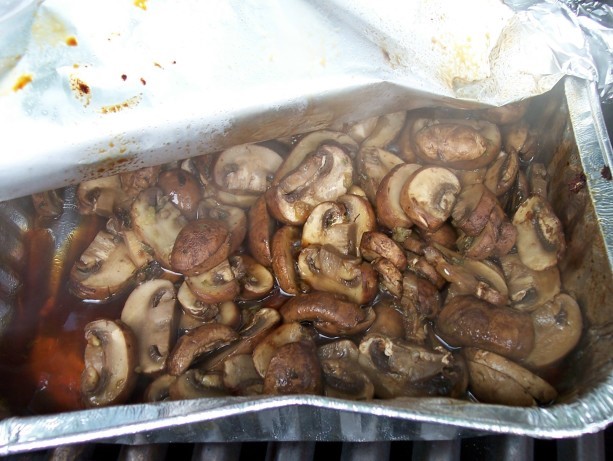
0, 0, 611, 202
0, 76, 611, 455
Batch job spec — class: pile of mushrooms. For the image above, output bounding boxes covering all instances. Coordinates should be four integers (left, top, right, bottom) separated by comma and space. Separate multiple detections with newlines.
73, 101, 583, 408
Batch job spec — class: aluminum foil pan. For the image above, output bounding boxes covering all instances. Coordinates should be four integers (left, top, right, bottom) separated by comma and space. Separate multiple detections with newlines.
0, 76, 611, 455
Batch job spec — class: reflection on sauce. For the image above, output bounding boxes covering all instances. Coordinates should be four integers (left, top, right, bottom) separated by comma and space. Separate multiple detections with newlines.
65, 36, 78, 46
13, 74, 33, 92
134, 0, 148, 10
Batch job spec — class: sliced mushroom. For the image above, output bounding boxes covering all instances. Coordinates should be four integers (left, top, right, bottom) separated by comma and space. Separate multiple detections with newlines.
513, 195, 566, 271
247, 196, 276, 267
81, 319, 137, 407
500, 254, 560, 311
357, 335, 463, 398
297, 245, 378, 305
266, 143, 354, 225
367, 302, 405, 340
400, 271, 442, 320
400, 166, 461, 231
523, 293, 583, 370
186, 259, 240, 304
273, 130, 358, 185
317, 339, 360, 362
223, 354, 263, 396
167, 323, 239, 376
158, 168, 202, 220
503, 120, 539, 164
271, 225, 302, 295
120, 166, 161, 198
131, 187, 188, 268
405, 250, 447, 289
69, 231, 138, 302
170, 219, 230, 276
279, 292, 375, 337
361, 111, 407, 148
412, 118, 501, 169
230, 254, 274, 300
456, 222, 498, 260
436, 295, 535, 361
356, 146, 404, 203
214, 144, 283, 194
177, 281, 220, 321
483, 100, 530, 125
484, 150, 519, 197
360, 231, 407, 270
198, 200, 247, 254
464, 348, 557, 406
32, 189, 64, 219
77, 175, 129, 217
416, 223, 457, 249
144, 374, 176, 402
263, 341, 323, 395
344, 116, 379, 143
252, 322, 314, 378
527, 162, 548, 198
120, 279, 179, 375
451, 184, 498, 236
121, 229, 155, 268
321, 359, 374, 400
168, 369, 227, 400
372, 258, 403, 298
375, 163, 422, 230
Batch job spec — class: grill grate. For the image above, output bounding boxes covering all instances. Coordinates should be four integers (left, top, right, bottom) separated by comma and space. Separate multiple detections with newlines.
2, 427, 610, 461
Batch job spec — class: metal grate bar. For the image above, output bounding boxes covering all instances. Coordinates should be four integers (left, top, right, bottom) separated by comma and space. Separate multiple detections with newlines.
266, 441, 316, 461
340, 442, 391, 461
412, 439, 460, 461
557, 432, 605, 461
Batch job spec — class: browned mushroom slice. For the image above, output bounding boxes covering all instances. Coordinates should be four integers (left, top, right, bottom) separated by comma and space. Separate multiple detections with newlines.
143, 374, 176, 402
451, 184, 498, 236
405, 250, 447, 289
503, 170, 530, 216
361, 111, 407, 148
412, 119, 501, 169
168, 370, 227, 400
372, 258, 403, 298
321, 359, 374, 400
456, 222, 497, 260
513, 195, 566, 271
297, 245, 378, 305
503, 120, 539, 163
186, 259, 240, 304
500, 254, 560, 311
523, 293, 583, 370
263, 341, 323, 395
266, 143, 354, 225
344, 116, 379, 143
247, 195, 276, 267
158, 168, 202, 220
416, 222, 457, 250
273, 130, 358, 185
252, 322, 313, 378
120, 279, 179, 375
368, 302, 406, 339
356, 146, 404, 203
81, 319, 138, 407
423, 245, 508, 306
357, 335, 463, 398
223, 354, 263, 396
197, 199, 247, 255
170, 219, 230, 276
337, 194, 377, 256
214, 144, 282, 194
375, 163, 422, 230
121, 229, 155, 268
483, 100, 530, 125
230, 255, 274, 300
399, 166, 461, 231
69, 231, 138, 302
464, 348, 557, 406
360, 231, 407, 270
131, 187, 188, 268
483, 150, 519, 197
120, 166, 161, 198
271, 225, 302, 295
527, 162, 549, 197
177, 287, 241, 330
450, 167, 488, 188
436, 295, 534, 361
317, 339, 360, 362
279, 292, 375, 337
167, 323, 239, 376
77, 175, 129, 217
32, 189, 64, 219
400, 271, 442, 320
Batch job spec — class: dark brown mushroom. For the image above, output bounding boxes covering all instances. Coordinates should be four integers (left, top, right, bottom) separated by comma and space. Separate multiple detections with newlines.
263, 341, 323, 395
360, 231, 407, 270
372, 258, 404, 298
436, 295, 535, 361
247, 195, 276, 267
280, 292, 375, 337
483, 150, 519, 197
451, 184, 498, 236
170, 219, 230, 276
321, 359, 374, 400
120, 279, 179, 375
81, 319, 138, 407
168, 370, 227, 400
271, 225, 302, 295
375, 163, 422, 230
143, 374, 176, 402
157, 168, 202, 220
198, 200, 247, 254
367, 303, 405, 339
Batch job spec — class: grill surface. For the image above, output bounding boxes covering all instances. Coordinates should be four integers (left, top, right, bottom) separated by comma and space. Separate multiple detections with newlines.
2, 427, 610, 461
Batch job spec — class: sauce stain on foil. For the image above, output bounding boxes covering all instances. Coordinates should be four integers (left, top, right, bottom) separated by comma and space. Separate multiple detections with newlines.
65, 36, 78, 47
134, 0, 148, 10
13, 74, 33, 92
70, 75, 91, 107
100, 94, 143, 114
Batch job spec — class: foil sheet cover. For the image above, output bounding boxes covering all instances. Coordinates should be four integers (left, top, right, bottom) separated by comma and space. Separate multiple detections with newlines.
0, 0, 611, 202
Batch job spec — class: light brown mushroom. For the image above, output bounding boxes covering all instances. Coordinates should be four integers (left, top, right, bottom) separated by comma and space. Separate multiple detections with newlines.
356, 146, 404, 203
320, 359, 374, 401
81, 319, 138, 407
372, 258, 404, 298
464, 348, 557, 406
247, 195, 276, 267
436, 295, 535, 361
168, 370, 227, 400
120, 166, 161, 198
317, 339, 360, 362
186, 259, 240, 304
229, 254, 274, 300
222, 354, 263, 396
69, 231, 138, 302
367, 303, 406, 339
483, 150, 519, 197
271, 225, 302, 295
263, 341, 323, 395
143, 374, 176, 402
513, 195, 566, 271
399, 166, 461, 232
279, 292, 375, 337
77, 175, 129, 218
198, 200, 247, 254
120, 279, 179, 375
157, 168, 202, 220
361, 111, 407, 148
482, 100, 530, 125
451, 184, 498, 236
360, 231, 407, 270
502, 120, 539, 163
375, 163, 422, 230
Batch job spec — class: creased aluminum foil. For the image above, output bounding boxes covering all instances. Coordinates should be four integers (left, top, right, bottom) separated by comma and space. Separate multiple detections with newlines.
0, 0, 610, 202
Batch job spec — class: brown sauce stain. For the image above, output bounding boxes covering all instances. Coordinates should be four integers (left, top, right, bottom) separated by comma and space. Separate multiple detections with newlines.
601, 165, 612, 181
13, 74, 33, 92
70, 75, 91, 107
65, 36, 78, 46
100, 94, 142, 114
